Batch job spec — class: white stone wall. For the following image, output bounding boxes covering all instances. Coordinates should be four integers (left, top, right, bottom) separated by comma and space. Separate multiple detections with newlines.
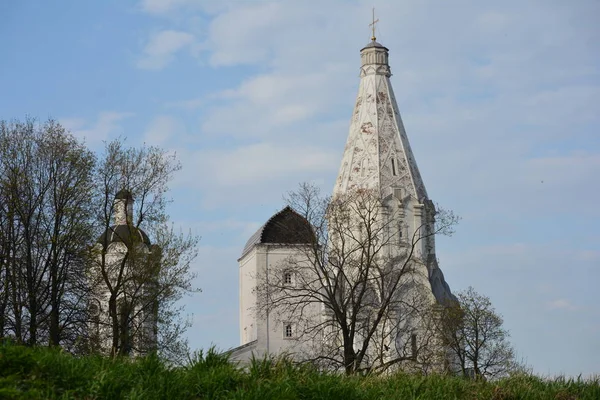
238, 244, 321, 359
239, 250, 257, 345
113, 198, 133, 225
90, 240, 156, 355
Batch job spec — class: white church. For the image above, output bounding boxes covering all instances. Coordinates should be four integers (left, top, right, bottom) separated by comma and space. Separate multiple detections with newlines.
229, 34, 455, 372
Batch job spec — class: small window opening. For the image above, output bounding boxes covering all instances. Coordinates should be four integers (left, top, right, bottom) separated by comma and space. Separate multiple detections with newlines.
391, 158, 397, 176
411, 333, 418, 358
284, 272, 293, 285
284, 324, 293, 338
398, 222, 403, 243
89, 302, 100, 317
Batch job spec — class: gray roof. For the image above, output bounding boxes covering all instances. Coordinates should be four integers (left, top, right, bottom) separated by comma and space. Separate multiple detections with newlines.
240, 207, 313, 259
115, 189, 133, 200
427, 256, 457, 304
361, 40, 388, 51
97, 224, 151, 249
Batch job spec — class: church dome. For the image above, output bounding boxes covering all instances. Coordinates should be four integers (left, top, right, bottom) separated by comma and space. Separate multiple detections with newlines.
97, 224, 151, 249
115, 189, 133, 200
240, 207, 314, 258
361, 40, 388, 51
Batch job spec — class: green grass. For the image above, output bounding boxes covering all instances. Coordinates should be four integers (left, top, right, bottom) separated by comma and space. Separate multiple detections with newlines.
0, 342, 598, 399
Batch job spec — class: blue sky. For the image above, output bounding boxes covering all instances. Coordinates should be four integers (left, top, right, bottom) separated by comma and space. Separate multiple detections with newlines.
1, 0, 599, 377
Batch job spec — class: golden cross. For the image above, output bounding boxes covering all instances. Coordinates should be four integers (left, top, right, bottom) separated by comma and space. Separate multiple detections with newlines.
369, 7, 379, 41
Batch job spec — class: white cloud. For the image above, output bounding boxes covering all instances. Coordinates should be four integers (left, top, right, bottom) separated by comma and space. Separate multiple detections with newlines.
200, 65, 353, 140
139, 0, 196, 15
547, 299, 579, 312
173, 141, 338, 208
143, 115, 185, 145
137, 30, 195, 70
199, 143, 336, 186
205, 2, 285, 67
61, 111, 134, 147
138, 0, 225, 15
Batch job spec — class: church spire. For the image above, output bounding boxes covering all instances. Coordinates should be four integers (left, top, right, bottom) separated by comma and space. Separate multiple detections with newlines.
333, 27, 428, 202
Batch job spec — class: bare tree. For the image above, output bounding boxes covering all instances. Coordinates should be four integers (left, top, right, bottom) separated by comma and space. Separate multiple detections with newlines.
0, 121, 198, 358
438, 286, 516, 379
42, 123, 96, 348
255, 183, 458, 375
89, 139, 199, 359
0, 119, 95, 349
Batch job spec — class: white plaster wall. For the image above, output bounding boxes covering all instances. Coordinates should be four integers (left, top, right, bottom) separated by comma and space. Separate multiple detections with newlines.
238, 244, 322, 358
113, 198, 133, 225
90, 240, 155, 355
239, 250, 257, 345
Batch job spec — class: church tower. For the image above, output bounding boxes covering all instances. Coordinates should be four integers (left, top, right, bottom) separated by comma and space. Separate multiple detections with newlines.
333, 34, 454, 305
91, 190, 158, 356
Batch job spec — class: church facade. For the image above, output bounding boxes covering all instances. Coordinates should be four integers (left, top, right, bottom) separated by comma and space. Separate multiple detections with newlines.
230, 36, 455, 372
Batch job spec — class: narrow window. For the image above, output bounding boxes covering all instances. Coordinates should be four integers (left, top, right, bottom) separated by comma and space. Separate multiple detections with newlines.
283, 271, 293, 285
90, 302, 100, 335
411, 333, 418, 358
398, 222, 403, 243
391, 158, 397, 176
284, 324, 293, 338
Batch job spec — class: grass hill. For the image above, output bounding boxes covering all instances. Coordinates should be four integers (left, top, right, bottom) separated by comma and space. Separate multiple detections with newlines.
0, 341, 598, 399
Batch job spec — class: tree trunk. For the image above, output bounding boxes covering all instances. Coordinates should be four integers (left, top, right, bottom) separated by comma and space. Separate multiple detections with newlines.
343, 338, 357, 374
109, 294, 119, 357
48, 269, 60, 346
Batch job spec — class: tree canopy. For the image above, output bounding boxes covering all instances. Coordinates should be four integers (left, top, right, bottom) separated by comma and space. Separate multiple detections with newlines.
0, 118, 198, 359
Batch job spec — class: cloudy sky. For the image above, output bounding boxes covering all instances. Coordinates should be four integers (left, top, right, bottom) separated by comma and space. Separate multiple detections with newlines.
1, 0, 598, 377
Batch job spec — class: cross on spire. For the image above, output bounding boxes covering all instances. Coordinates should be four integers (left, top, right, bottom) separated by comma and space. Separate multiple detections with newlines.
369, 7, 379, 41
